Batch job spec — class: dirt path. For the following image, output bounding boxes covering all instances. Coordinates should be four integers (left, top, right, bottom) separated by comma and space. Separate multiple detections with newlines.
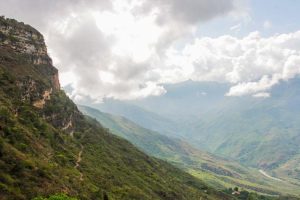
75, 144, 84, 181
74, 128, 92, 181
259, 170, 283, 182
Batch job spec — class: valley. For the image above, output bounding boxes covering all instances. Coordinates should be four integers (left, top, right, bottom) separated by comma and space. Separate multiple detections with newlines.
1, 3, 300, 199
79, 105, 300, 197
88, 79, 300, 180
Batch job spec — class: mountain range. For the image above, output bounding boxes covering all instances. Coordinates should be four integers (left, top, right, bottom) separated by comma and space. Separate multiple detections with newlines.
1, 16, 299, 200
79, 105, 300, 197
87, 77, 300, 191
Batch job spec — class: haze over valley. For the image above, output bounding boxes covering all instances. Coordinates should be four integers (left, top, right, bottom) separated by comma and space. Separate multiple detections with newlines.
1, 0, 300, 199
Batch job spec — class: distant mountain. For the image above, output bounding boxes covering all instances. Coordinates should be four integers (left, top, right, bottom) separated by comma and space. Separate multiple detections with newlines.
89, 78, 300, 187
0, 17, 234, 200
94, 100, 180, 137
79, 105, 300, 196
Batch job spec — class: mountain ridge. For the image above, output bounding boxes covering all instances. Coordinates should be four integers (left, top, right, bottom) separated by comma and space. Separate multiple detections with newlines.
88, 77, 300, 191
0, 17, 234, 200
79, 105, 300, 197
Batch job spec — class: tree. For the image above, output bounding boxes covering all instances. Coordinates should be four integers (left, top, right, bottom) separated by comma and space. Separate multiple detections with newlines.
103, 192, 109, 200
32, 194, 77, 200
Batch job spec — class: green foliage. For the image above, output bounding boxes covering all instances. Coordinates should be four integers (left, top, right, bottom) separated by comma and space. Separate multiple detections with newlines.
103, 192, 109, 200
223, 188, 276, 200
79, 105, 300, 197
0, 17, 234, 200
32, 194, 77, 200
0, 17, 297, 200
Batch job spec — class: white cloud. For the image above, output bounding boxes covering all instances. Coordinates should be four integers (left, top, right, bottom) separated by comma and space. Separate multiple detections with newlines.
230, 23, 241, 32
263, 20, 272, 29
2, 0, 300, 101
0, 0, 240, 101
253, 92, 270, 98
168, 31, 300, 97
225, 75, 280, 97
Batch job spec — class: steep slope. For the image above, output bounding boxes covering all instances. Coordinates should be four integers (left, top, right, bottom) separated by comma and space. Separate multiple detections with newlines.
79, 105, 300, 197
90, 79, 300, 185
187, 80, 300, 181
0, 17, 232, 200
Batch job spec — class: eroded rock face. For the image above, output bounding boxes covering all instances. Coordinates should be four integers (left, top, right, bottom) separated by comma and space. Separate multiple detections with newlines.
33, 88, 52, 108
0, 18, 52, 65
0, 17, 60, 107
0, 17, 80, 135
51, 72, 60, 91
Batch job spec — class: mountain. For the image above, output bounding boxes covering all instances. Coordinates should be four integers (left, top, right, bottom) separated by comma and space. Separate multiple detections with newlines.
79, 105, 300, 197
94, 100, 179, 137
88, 79, 300, 188
0, 17, 235, 200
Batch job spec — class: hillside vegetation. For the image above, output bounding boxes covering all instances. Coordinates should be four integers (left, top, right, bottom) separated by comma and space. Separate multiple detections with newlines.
79, 105, 300, 197
0, 17, 233, 200
92, 79, 300, 189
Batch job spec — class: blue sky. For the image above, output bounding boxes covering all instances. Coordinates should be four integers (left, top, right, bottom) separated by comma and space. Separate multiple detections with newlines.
199, 0, 300, 37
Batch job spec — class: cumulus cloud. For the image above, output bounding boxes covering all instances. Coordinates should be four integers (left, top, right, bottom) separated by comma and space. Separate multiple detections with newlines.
0, 0, 112, 29
0, 0, 241, 101
2, 0, 299, 101
167, 31, 300, 97
226, 75, 280, 97
138, 0, 239, 25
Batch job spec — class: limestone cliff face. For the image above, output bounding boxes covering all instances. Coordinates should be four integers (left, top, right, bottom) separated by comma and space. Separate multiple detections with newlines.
0, 17, 60, 103
0, 18, 52, 65
0, 17, 78, 134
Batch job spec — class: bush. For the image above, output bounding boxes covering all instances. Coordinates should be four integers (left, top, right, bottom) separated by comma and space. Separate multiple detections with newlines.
32, 193, 77, 200
0, 137, 4, 156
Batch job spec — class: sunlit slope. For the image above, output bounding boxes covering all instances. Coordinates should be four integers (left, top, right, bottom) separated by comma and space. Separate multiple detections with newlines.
0, 17, 233, 200
79, 105, 300, 196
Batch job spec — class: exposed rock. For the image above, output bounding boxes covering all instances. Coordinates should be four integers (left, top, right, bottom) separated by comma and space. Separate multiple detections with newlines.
16, 77, 38, 102
0, 17, 81, 137
62, 118, 73, 131
1, 16, 60, 109
33, 88, 52, 108
51, 72, 60, 90
0, 17, 52, 65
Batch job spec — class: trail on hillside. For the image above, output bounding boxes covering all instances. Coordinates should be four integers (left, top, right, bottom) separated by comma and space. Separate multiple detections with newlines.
74, 128, 92, 181
259, 170, 283, 182
75, 144, 84, 181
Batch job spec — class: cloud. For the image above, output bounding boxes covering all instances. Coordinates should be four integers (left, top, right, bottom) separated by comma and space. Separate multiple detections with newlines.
0, 0, 112, 29
253, 92, 270, 98
263, 20, 272, 29
0, 0, 241, 102
225, 75, 280, 97
138, 0, 239, 25
3, 0, 299, 101
167, 31, 300, 97
230, 23, 241, 32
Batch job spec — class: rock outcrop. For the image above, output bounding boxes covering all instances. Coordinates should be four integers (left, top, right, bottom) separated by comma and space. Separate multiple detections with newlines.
0, 17, 52, 65
0, 16, 60, 106
0, 17, 74, 131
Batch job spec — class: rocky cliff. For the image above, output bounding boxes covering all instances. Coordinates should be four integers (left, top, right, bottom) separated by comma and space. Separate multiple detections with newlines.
0, 17, 235, 200
0, 16, 78, 135
0, 17, 52, 66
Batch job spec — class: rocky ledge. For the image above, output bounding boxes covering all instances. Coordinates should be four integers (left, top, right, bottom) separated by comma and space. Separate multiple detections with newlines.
0, 16, 52, 66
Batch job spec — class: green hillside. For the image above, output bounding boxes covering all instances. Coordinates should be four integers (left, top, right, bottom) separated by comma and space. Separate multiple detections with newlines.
0, 17, 235, 200
79, 105, 300, 197
92, 79, 300, 188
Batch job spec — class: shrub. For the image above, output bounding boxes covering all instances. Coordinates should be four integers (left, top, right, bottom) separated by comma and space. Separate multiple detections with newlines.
32, 193, 77, 200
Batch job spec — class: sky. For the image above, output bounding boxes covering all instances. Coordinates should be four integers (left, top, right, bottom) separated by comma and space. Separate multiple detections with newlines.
1, 0, 300, 102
